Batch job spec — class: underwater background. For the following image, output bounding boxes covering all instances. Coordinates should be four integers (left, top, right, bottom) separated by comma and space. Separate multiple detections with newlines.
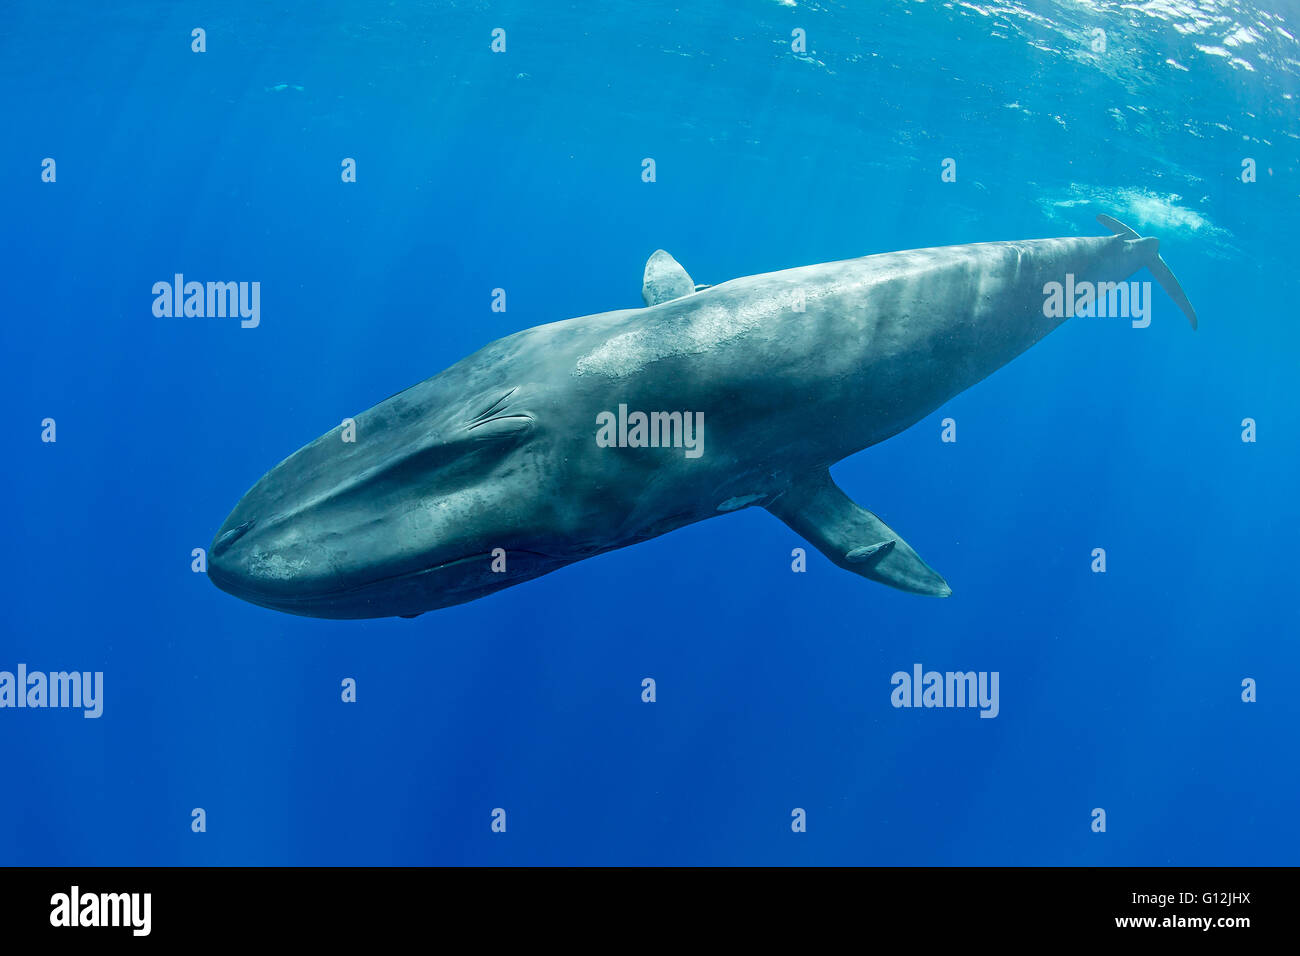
2, 0, 1297, 865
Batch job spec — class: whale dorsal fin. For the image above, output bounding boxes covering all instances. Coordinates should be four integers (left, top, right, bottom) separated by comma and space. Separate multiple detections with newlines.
765, 470, 952, 597
642, 250, 696, 306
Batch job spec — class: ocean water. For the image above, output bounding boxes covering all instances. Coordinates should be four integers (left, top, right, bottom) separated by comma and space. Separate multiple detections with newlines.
2, 0, 1297, 866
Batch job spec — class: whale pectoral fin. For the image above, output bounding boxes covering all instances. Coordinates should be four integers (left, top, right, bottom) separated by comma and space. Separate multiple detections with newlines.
766, 471, 952, 597
642, 250, 697, 306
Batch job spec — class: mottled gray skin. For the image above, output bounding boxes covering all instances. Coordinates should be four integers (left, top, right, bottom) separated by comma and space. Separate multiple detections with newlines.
209, 222, 1191, 618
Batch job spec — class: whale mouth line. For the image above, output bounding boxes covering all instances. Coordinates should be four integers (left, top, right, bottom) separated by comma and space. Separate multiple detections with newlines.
209, 549, 553, 607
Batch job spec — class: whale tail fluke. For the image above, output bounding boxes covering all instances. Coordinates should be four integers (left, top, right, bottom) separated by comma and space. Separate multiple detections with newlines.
1096, 214, 1199, 330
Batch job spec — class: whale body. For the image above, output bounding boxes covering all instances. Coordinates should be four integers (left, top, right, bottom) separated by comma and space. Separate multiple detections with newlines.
208, 215, 1196, 619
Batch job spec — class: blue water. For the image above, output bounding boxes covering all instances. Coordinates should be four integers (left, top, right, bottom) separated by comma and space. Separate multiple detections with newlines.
2, 0, 1297, 866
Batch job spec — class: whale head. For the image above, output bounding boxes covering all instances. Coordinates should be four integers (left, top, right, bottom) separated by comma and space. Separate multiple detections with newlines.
207, 377, 572, 618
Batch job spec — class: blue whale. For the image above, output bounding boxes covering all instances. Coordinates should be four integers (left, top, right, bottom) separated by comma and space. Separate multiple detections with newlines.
208, 215, 1196, 618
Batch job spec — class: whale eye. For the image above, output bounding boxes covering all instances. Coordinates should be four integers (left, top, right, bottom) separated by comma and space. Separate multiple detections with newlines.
466, 413, 534, 436
465, 387, 517, 426
462, 386, 534, 437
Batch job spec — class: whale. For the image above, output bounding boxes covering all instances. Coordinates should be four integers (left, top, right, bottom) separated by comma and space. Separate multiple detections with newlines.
208, 215, 1197, 619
